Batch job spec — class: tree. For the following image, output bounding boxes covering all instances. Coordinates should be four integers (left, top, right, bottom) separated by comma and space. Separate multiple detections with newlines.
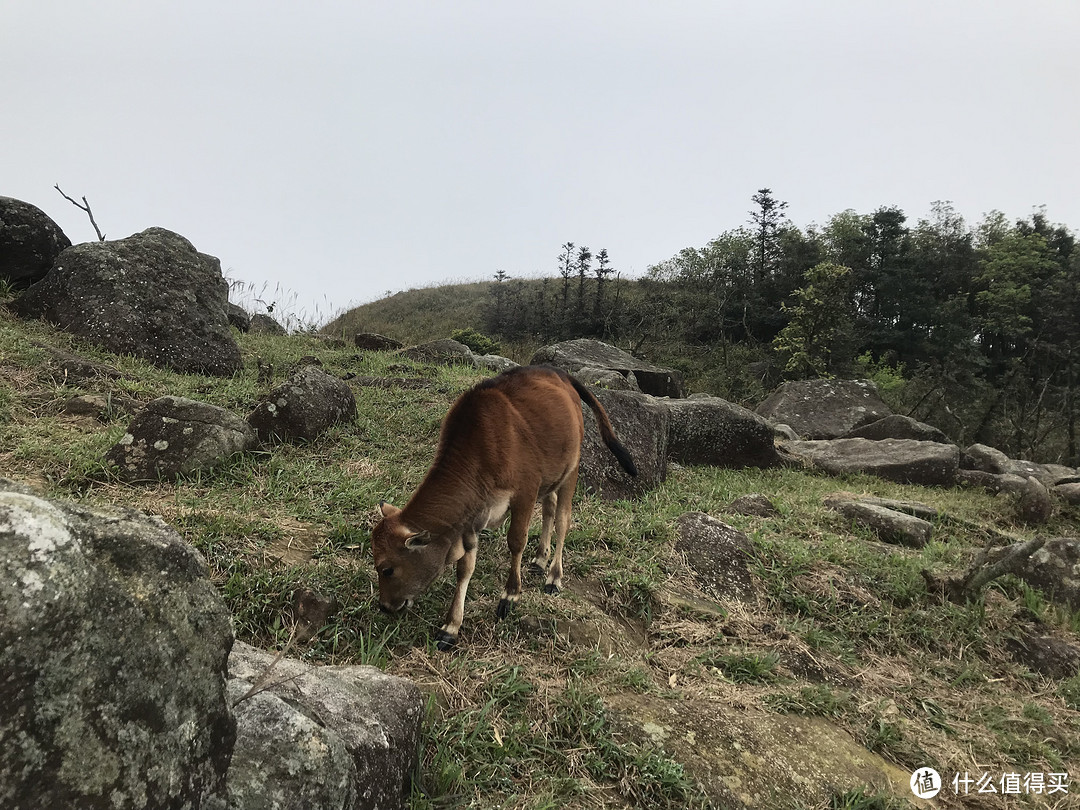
558, 242, 575, 320
575, 245, 592, 318
771, 262, 854, 379
749, 188, 789, 287
592, 248, 615, 330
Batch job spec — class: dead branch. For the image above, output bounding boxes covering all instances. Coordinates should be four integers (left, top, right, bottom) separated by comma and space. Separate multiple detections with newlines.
231, 624, 305, 707
54, 184, 105, 241
921, 536, 1047, 604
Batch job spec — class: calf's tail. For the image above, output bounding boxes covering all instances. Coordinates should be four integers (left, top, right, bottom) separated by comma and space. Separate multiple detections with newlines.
567, 376, 638, 477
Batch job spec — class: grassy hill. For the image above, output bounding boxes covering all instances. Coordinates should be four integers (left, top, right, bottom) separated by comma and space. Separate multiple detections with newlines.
2, 301, 1079, 809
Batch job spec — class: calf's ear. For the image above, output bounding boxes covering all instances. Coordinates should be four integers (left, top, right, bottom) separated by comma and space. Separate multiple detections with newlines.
378, 501, 401, 518
405, 531, 431, 549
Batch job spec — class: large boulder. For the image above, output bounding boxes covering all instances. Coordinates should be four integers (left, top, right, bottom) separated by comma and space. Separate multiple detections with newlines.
105, 396, 257, 482
666, 396, 780, 468
248, 364, 358, 444
1015, 538, 1080, 611
0, 480, 235, 809
227, 642, 424, 810
531, 338, 684, 398
11, 228, 242, 376
0, 196, 72, 289
579, 389, 668, 500
781, 438, 959, 486
398, 339, 477, 367
755, 379, 892, 439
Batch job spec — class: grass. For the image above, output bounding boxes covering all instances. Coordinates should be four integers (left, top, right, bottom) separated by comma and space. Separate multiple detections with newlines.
2, 303, 1079, 808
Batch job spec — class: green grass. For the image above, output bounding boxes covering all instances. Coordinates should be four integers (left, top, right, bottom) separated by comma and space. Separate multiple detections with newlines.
3, 305, 1080, 809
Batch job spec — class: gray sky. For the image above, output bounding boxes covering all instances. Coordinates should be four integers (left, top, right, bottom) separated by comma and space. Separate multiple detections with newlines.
5, 1, 1078, 325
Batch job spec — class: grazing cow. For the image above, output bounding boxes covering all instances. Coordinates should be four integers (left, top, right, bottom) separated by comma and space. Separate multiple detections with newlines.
371, 364, 637, 650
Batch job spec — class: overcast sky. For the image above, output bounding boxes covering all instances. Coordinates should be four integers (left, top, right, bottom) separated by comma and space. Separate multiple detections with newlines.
4, 1, 1078, 324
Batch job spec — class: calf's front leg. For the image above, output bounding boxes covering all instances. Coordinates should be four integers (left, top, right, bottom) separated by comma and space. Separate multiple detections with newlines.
436, 532, 477, 651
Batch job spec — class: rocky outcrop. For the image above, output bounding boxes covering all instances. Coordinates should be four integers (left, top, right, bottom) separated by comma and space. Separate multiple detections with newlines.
781, 438, 959, 486
666, 396, 780, 468
105, 396, 257, 482
227, 642, 423, 810
0, 196, 72, 288
756, 379, 892, 439
572, 366, 640, 392
0, 480, 235, 809
579, 388, 668, 500
248, 364, 358, 444
531, 338, 684, 398
11, 227, 242, 376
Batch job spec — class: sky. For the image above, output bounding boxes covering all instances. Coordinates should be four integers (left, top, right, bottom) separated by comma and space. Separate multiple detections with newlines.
4, 1, 1078, 325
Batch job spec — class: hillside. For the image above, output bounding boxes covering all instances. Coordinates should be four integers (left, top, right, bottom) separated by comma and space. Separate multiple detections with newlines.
2, 303, 1079, 809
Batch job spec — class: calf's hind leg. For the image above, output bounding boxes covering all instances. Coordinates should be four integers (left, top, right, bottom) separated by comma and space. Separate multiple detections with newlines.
529, 491, 557, 573
497, 494, 536, 619
544, 470, 578, 595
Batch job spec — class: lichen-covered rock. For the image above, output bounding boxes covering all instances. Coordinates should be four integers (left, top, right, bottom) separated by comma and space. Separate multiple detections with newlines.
1017, 538, 1080, 611
249, 313, 287, 335
227, 642, 423, 810
475, 354, 519, 373
666, 396, 780, 468
781, 438, 959, 486
675, 512, 756, 601
755, 379, 892, 439
105, 396, 257, 482
247, 365, 357, 444
0, 196, 71, 288
354, 333, 403, 351
825, 495, 933, 548
1017, 476, 1054, 525
844, 414, 948, 443
10, 227, 242, 376
572, 366, 639, 392
224, 302, 251, 332
532, 338, 684, 398
579, 388, 668, 500
398, 339, 477, 366
0, 480, 235, 809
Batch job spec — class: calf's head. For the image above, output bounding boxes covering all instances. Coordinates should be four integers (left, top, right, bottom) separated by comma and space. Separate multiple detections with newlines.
371, 502, 446, 613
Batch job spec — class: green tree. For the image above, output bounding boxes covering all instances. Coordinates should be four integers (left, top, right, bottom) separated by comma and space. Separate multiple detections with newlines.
772, 262, 854, 379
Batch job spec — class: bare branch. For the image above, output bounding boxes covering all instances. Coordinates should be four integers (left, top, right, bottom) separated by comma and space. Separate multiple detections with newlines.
922, 536, 1047, 603
54, 184, 106, 241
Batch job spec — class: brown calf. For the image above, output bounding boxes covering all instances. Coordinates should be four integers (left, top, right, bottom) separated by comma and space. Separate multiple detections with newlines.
371, 364, 636, 649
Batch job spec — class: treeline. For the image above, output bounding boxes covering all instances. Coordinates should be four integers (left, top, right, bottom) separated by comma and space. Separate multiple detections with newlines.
482, 190, 1079, 464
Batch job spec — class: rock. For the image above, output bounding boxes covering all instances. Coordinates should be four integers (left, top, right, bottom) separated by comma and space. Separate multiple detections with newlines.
249, 312, 287, 335
1017, 476, 1054, 525
63, 393, 111, 419
608, 694, 917, 809
0, 481, 234, 809
781, 438, 959, 486
1007, 459, 1078, 487
572, 365, 640, 391
956, 469, 1030, 495
1016, 538, 1080, 611
227, 642, 423, 810
772, 423, 799, 441
755, 379, 892, 439
839, 496, 940, 522
579, 389, 668, 500
354, 333, 404, 351
843, 414, 948, 443
727, 494, 781, 518
1055, 481, 1080, 505
962, 443, 1011, 474
474, 354, 519, 373
666, 396, 780, 468
248, 364, 358, 444
674, 512, 756, 601
531, 338, 684, 398
105, 396, 257, 482
398, 338, 477, 366
224, 302, 251, 332
11, 228, 243, 376
825, 496, 933, 548
1005, 631, 1080, 679
31, 340, 124, 382
0, 196, 71, 288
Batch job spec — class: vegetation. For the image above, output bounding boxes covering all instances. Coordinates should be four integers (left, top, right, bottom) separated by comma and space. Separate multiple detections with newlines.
327, 192, 1079, 464
2, 301, 1078, 808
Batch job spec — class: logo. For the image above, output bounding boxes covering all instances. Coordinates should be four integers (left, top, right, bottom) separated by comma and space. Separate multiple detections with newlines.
911, 767, 942, 799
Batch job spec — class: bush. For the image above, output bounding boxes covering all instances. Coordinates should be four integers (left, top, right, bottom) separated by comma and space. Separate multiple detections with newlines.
451, 328, 500, 355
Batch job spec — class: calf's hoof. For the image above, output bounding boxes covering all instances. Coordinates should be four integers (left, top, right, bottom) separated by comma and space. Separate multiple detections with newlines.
495, 597, 515, 620
434, 630, 458, 651
543, 583, 561, 595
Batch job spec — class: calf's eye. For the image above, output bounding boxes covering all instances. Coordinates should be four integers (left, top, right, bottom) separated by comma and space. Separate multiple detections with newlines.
380, 567, 394, 578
